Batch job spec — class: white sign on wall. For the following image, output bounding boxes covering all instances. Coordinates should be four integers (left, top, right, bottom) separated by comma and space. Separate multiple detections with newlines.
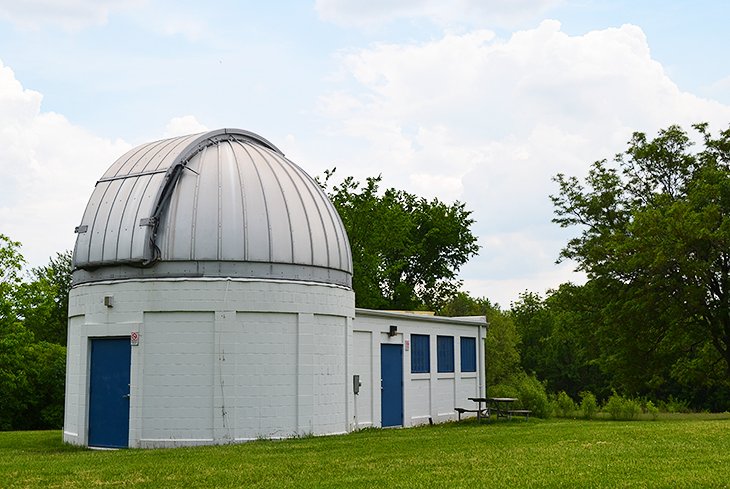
130, 331, 140, 346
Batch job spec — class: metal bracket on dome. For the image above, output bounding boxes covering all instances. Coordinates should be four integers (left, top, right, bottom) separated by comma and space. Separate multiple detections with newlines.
139, 128, 284, 266
97, 168, 168, 184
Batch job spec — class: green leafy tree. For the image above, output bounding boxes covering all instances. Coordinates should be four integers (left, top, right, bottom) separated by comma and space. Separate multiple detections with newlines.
1, 234, 25, 326
0, 323, 66, 430
0, 236, 68, 430
18, 251, 72, 345
321, 171, 479, 311
485, 304, 521, 389
438, 291, 492, 317
512, 286, 611, 401
511, 292, 553, 379
552, 123, 730, 408
439, 292, 521, 389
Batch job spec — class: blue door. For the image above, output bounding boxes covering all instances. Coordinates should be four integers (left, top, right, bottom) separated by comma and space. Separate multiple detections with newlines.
88, 338, 131, 448
381, 344, 403, 427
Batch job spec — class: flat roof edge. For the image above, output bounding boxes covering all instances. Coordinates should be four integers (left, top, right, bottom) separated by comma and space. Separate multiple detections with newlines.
355, 308, 487, 326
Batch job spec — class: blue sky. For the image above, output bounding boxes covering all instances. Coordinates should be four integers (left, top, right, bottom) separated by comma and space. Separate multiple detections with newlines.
1, 0, 729, 307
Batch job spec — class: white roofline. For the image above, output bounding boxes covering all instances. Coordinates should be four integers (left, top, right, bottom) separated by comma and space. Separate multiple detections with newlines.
355, 308, 487, 326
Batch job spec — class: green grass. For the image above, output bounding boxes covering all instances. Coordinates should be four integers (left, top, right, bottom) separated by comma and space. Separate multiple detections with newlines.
2, 416, 730, 488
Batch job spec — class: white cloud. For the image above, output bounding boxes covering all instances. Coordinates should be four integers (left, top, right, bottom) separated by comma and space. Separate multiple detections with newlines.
318, 20, 730, 304
463, 262, 584, 308
0, 0, 141, 30
706, 75, 730, 105
315, 0, 563, 28
0, 59, 130, 267
0, 0, 208, 43
158, 16, 206, 41
126, 4, 210, 43
163, 115, 208, 138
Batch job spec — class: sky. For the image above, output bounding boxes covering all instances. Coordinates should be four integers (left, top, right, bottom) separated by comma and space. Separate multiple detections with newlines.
1, 0, 730, 308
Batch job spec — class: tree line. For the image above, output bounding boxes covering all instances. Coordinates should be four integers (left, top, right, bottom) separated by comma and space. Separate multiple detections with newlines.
545, 123, 730, 410
2, 122, 729, 430
439, 123, 730, 413
1, 235, 70, 430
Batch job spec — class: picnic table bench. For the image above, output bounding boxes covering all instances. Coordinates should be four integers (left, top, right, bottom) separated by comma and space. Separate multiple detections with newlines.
507, 409, 532, 420
454, 407, 483, 421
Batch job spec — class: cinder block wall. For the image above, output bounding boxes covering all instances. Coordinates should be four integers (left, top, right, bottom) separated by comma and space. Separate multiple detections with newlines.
352, 312, 486, 429
64, 278, 355, 448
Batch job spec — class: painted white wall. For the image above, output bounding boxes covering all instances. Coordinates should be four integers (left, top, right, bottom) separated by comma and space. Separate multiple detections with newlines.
63, 278, 486, 448
352, 311, 486, 429
352, 330, 374, 428
63, 278, 354, 448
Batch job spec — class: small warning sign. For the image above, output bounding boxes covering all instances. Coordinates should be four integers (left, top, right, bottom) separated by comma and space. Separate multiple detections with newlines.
130, 331, 140, 346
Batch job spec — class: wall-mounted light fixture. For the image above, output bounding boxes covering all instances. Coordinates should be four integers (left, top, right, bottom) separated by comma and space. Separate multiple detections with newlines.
103, 295, 114, 308
388, 325, 397, 337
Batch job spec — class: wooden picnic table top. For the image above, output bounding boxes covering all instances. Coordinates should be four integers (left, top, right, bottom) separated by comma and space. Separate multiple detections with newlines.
468, 397, 518, 403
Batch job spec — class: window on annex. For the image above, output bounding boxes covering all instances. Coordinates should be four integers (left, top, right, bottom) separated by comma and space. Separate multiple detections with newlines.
460, 337, 477, 372
411, 334, 430, 373
437, 335, 455, 373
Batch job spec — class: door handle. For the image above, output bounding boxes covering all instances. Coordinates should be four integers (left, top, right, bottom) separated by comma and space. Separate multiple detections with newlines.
122, 394, 130, 399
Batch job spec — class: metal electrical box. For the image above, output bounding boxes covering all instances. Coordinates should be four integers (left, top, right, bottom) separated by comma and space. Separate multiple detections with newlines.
353, 374, 362, 395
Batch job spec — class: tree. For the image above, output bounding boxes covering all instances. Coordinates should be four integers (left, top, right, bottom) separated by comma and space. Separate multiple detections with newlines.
511, 286, 610, 401
437, 290, 491, 317
552, 124, 730, 408
0, 236, 68, 429
439, 292, 521, 389
0, 323, 66, 430
0, 234, 25, 326
321, 171, 479, 311
18, 251, 72, 345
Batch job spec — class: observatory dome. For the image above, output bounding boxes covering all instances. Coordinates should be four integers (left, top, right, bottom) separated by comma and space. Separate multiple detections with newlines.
72, 129, 352, 287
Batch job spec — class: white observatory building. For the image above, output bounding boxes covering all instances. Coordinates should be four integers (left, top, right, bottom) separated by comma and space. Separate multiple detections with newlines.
64, 129, 486, 449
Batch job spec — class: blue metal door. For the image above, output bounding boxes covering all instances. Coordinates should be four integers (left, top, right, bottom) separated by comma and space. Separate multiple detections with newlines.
88, 337, 131, 448
381, 344, 403, 427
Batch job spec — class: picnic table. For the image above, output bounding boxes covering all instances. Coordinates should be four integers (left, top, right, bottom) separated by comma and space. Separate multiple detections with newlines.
465, 397, 520, 419
456, 397, 532, 422
462, 397, 490, 420
486, 397, 518, 418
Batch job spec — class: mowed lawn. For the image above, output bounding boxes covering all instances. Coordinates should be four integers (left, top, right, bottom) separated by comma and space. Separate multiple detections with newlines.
2, 416, 730, 488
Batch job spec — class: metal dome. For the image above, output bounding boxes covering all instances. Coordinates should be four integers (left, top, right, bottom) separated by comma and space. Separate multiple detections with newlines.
72, 129, 353, 287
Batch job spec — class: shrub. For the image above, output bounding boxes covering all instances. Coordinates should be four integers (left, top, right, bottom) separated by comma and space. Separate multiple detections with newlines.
515, 374, 551, 418
621, 398, 641, 420
664, 396, 691, 414
580, 391, 598, 419
645, 400, 659, 420
488, 383, 519, 399
555, 391, 577, 418
604, 392, 640, 421
604, 393, 623, 420
490, 374, 551, 418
